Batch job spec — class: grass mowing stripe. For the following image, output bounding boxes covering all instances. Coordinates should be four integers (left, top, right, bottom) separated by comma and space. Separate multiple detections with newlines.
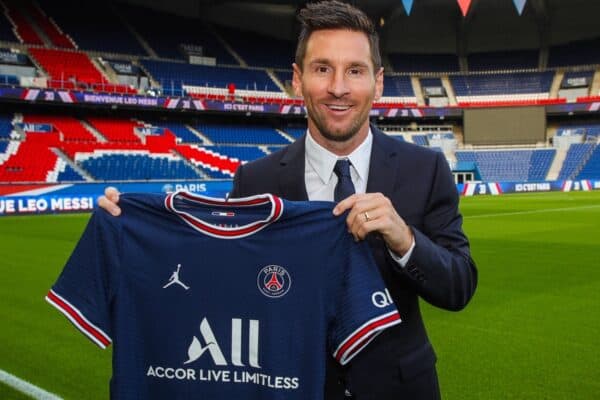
0, 369, 63, 400
464, 204, 600, 219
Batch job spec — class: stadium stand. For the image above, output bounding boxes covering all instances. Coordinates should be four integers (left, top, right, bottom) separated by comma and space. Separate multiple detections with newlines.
117, 3, 238, 64
76, 152, 201, 180
0, 132, 60, 182
451, 71, 556, 105
467, 50, 539, 71
0, 6, 20, 42
203, 145, 267, 162
2, 0, 44, 45
216, 26, 295, 69
548, 37, 600, 67
55, 161, 84, 181
23, 0, 75, 49
557, 143, 596, 180
379, 75, 417, 105
388, 53, 460, 73
23, 115, 97, 142
86, 117, 143, 143
456, 149, 555, 182
195, 124, 292, 145
0, 114, 14, 139
141, 60, 281, 96
28, 48, 137, 93
176, 144, 241, 178
36, 0, 147, 55
154, 123, 205, 144
576, 145, 600, 180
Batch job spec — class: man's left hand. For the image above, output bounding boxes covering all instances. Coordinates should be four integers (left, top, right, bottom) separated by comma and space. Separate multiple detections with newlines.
333, 193, 414, 256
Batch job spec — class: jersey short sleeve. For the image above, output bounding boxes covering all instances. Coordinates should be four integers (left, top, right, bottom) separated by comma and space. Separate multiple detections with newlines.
45, 210, 121, 349
329, 237, 401, 366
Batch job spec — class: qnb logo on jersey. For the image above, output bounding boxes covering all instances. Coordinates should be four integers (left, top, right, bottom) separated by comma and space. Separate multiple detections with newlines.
185, 318, 261, 368
257, 265, 291, 298
163, 264, 190, 290
371, 288, 394, 308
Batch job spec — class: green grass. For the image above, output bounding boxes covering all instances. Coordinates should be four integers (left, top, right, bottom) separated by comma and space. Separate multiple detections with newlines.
1, 191, 599, 399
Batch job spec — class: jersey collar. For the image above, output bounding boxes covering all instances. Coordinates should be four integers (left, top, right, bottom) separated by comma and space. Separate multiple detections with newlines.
165, 191, 284, 239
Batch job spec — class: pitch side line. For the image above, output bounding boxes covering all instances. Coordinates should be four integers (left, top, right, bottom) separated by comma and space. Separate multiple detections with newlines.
0, 369, 63, 400
464, 204, 600, 219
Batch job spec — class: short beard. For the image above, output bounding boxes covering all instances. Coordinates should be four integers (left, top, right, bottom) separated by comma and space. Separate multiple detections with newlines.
310, 116, 362, 143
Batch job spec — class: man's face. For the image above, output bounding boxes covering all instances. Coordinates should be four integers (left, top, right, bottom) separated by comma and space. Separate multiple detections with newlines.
293, 29, 383, 146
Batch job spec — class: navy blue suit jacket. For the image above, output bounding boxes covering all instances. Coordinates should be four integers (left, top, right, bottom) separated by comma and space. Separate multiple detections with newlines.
230, 126, 477, 399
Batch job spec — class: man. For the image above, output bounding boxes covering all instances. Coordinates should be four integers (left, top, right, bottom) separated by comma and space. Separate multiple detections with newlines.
100, 1, 477, 399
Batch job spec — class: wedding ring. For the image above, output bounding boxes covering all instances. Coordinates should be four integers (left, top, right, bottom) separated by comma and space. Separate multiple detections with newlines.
364, 211, 370, 222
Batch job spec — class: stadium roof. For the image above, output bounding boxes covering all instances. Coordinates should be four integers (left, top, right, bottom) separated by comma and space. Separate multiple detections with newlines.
122, 0, 600, 53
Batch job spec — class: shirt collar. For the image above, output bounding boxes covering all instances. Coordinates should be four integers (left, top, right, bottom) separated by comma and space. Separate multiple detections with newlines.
305, 128, 373, 185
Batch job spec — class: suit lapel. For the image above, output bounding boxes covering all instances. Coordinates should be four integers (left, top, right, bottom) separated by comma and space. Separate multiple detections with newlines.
367, 127, 399, 197
278, 135, 309, 201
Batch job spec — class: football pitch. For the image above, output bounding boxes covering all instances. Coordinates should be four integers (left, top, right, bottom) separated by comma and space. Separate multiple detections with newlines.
1, 191, 599, 399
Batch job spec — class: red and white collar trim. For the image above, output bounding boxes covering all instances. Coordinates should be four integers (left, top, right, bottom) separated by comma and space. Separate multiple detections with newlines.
165, 191, 284, 239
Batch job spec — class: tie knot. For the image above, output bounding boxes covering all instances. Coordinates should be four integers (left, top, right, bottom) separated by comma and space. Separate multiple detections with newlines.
333, 159, 352, 179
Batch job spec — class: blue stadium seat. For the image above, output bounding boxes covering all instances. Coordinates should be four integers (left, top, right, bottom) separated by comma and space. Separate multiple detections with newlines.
204, 146, 266, 162
382, 75, 415, 97
56, 163, 85, 181
141, 60, 281, 95
196, 124, 291, 145
456, 149, 555, 182
0, 114, 14, 139
576, 145, 600, 180
558, 143, 596, 180
79, 153, 201, 180
451, 72, 554, 96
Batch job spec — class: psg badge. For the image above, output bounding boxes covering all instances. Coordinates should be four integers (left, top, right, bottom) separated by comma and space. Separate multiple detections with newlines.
257, 265, 291, 298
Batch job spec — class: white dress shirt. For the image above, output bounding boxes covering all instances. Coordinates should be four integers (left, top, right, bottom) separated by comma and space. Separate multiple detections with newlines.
303, 129, 414, 266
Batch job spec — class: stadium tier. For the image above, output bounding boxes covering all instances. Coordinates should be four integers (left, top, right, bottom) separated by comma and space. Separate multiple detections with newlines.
3, 0, 44, 45
0, 5, 20, 42
557, 143, 596, 180
467, 50, 539, 71
388, 53, 460, 73
195, 124, 292, 145
455, 149, 556, 182
577, 145, 600, 180
28, 48, 137, 93
23, 0, 75, 49
36, 0, 146, 55
451, 71, 556, 105
76, 152, 201, 180
216, 26, 295, 69
117, 3, 238, 64
548, 37, 600, 68
140, 60, 281, 95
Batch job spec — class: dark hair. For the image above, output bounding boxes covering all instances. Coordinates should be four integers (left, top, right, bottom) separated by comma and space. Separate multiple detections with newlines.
295, 0, 381, 72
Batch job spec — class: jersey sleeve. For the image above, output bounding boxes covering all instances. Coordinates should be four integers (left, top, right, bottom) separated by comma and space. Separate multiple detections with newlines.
329, 237, 401, 366
45, 210, 121, 349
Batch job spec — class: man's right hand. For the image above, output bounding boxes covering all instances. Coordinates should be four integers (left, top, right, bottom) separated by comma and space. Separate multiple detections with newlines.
97, 187, 121, 216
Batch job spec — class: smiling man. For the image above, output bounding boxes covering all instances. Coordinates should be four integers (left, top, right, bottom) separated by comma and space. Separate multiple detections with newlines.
99, 1, 477, 399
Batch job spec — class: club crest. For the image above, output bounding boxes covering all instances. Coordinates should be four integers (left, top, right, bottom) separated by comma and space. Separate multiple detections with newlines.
257, 265, 291, 298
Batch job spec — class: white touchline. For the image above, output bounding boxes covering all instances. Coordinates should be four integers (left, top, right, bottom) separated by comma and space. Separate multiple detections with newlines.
0, 368, 63, 400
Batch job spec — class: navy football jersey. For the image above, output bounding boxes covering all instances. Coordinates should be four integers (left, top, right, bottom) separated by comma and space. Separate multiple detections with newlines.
46, 191, 401, 399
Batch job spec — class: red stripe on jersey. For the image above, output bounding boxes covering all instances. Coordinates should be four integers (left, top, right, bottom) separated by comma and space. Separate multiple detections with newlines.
166, 191, 283, 238
335, 312, 401, 364
46, 290, 111, 348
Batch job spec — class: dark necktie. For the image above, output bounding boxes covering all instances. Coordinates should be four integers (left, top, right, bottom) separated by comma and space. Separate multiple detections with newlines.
333, 159, 356, 202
